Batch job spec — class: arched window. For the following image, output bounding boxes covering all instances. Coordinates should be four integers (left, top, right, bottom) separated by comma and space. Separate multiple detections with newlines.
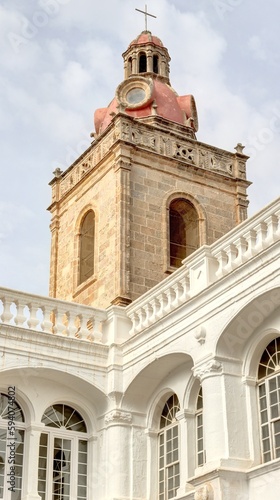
158, 394, 180, 500
38, 404, 88, 500
258, 337, 280, 463
196, 388, 205, 467
139, 53, 147, 73
153, 55, 159, 74
79, 211, 95, 285
0, 392, 25, 499
169, 199, 199, 268
128, 57, 132, 76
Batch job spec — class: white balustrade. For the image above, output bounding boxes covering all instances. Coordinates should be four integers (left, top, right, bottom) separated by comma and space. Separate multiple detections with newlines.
0, 289, 107, 344
127, 197, 280, 335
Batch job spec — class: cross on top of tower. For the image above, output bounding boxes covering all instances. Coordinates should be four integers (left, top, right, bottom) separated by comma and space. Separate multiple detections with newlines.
135, 4, 157, 31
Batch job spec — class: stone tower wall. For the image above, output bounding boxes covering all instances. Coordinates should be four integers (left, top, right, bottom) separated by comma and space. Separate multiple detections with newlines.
49, 115, 249, 308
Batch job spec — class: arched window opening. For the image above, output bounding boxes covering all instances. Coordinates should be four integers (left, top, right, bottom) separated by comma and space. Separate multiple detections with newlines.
0, 393, 25, 500
169, 199, 199, 268
159, 394, 180, 500
258, 337, 280, 463
128, 57, 132, 76
153, 55, 159, 74
79, 211, 95, 285
196, 388, 205, 467
139, 53, 147, 73
38, 404, 88, 500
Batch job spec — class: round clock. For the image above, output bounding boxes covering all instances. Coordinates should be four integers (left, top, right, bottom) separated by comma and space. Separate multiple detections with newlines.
116, 76, 154, 110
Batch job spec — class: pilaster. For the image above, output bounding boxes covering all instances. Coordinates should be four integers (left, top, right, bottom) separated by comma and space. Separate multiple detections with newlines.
22, 423, 45, 500
112, 159, 132, 306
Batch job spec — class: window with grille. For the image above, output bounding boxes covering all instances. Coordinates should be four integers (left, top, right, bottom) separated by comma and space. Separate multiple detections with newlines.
258, 337, 280, 463
158, 394, 180, 500
0, 393, 25, 500
196, 387, 205, 467
79, 211, 95, 285
169, 199, 199, 268
38, 404, 88, 500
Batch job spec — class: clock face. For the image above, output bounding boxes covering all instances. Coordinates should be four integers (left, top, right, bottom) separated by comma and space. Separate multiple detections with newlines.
116, 77, 154, 110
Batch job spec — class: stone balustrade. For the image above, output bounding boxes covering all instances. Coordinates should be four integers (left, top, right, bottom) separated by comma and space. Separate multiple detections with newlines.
0, 289, 107, 343
127, 197, 280, 335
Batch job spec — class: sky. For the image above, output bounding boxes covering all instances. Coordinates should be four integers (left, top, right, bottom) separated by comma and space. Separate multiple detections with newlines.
0, 0, 279, 296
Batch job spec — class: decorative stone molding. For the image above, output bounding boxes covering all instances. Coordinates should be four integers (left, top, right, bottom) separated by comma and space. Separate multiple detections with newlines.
194, 326, 206, 345
194, 483, 214, 500
53, 115, 247, 202
193, 360, 222, 382
105, 410, 132, 425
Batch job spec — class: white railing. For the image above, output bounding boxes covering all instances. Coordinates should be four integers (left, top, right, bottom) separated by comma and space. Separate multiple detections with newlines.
0, 289, 107, 343
127, 197, 280, 335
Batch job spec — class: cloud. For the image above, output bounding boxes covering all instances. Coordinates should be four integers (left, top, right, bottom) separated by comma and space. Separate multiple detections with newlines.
248, 35, 266, 61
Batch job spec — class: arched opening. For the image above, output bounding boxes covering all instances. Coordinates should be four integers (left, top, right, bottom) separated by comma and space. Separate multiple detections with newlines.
128, 57, 132, 76
258, 337, 280, 463
139, 52, 147, 73
153, 55, 159, 74
158, 394, 180, 500
169, 199, 199, 268
38, 404, 88, 500
79, 210, 95, 285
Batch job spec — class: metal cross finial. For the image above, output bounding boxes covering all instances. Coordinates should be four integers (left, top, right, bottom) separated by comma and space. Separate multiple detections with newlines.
135, 4, 157, 31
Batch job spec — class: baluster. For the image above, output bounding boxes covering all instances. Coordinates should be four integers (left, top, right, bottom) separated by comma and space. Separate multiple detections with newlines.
0, 297, 14, 324
264, 215, 278, 245
41, 304, 54, 334
164, 288, 176, 314
179, 275, 190, 302
66, 311, 78, 338
254, 222, 267, 250
224, 243, 238, 272
243, 229, 257, 259
214, 249, 228, 278
129, 311, 140, 335
157, 292, 168, 318
136, 307, 146, 333
27, 302, 40, 330
171, 282, 184, 307
53, 307, 67, 336
142, 303, 153, 329
14, 300, 27, 327
275, 209, 280, 237
149, 298, 160, 323
233, 236, 247, 266
92, 313, 104, 342
77, 314, 90, 340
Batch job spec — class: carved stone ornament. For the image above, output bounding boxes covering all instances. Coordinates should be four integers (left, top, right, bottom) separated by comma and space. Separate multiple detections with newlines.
194, 326, 206, 345
105, 410, 132, 424
194, 483, 214, 500
193, 360, 222, 381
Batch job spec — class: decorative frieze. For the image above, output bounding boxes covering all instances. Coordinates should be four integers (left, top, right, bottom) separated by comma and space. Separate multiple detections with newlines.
53, 115, 245, 202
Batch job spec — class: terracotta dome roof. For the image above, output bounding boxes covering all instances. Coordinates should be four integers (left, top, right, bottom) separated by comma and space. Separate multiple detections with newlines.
129, 30, 164, 48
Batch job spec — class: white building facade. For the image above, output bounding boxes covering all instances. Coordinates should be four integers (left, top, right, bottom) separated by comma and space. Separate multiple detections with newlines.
0, 30, 280, 500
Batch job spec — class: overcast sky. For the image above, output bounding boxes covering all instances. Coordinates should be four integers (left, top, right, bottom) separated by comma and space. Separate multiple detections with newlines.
0, 0, 279, 296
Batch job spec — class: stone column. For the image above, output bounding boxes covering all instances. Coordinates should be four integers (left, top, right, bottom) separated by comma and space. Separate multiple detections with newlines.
176, 410, 196, 496
193, 358, 251, 470
193, 360, 226, 466
22, 423, 45, 500
104, 410, 132, 499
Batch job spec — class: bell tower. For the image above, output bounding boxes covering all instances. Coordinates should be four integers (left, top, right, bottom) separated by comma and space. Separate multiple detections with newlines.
48, 31, 250, 309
